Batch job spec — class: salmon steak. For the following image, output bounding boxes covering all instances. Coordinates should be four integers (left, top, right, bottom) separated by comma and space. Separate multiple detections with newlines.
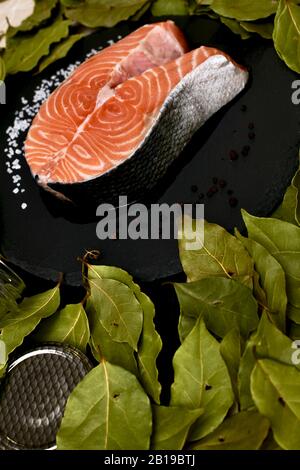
25, 21, 248, 205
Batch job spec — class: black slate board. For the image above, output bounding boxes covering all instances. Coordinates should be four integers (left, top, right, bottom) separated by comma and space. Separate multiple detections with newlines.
0, 17, 299, 286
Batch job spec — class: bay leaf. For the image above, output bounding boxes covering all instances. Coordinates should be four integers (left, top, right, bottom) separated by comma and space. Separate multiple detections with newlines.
179, 220, 254, 287
220, 328, 242, 400
0, 284, 60, 329
152, 0, 189, 16
86, 297, 138, 376
65, 0, 148, 28
196, 0, 213, 4
243, 210, 300, 323
0, 340, 7, 367
0, 261, 25, 323
273, 0, 300, 74
38, 33, 86, 73
171, 319, 234, 440
238, 313, 298, 410
188, 410, 269, 450
272, 165, 300, 226
136, 290, 162, 404
254, 314, 300, 368
240, 21, 274, 39
88, 265, 162, 403
191, 4, 217, 19
236, 231, 287, 332
88, 275, 143, 351
178, 313, 195, 343
0, 289, 19, 327
220, 17, 251, 39
60, 0, 82, 6
0, 57, 5, 80
17, 0, 58, 32
86, 0, 146, 5
251, 358, 300, 450
175, 277, 258, 340
57, 361, 152, 450
0, 286, 60, 371
238, 339, 257, 410
3, 18, 71, 74
252, 269, 268, 307
131, 0, 152, 20
211, 0, 278, 21
151, 405, 203, 450
272, 186, 298, 223
34, 303, 90, 352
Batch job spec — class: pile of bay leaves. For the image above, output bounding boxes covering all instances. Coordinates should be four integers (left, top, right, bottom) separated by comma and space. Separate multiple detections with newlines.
0, 0, 299, 82
1, 168, 300, 449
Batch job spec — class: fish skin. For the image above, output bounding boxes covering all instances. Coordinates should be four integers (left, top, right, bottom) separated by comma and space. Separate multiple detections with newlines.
49, 53, 248, 206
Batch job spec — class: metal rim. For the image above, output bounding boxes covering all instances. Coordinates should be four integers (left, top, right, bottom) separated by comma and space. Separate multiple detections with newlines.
0, 343, 93, 450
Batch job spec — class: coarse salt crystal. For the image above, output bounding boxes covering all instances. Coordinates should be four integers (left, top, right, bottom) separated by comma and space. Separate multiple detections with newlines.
12, 175, 21, 183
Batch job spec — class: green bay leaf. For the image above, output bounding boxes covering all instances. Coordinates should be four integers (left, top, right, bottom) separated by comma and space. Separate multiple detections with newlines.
60, 0, 82, 6
136, 290, 162, 404
220, 328, 242, 400
86, 0, 146, 5
0, 290, 19, 327
238, 313, 298, 410
34, 303, 90, 352
0, 286, 60, 370
273, 164, 300, 226
243, 210, 300, 323
17, 0, 58, 32
57, 361, 152, 450
179, 220, 254, 287
251, 358, 300, 450
65, 0, 148, 28
88, 265, 161, 403
211, 0, 278, 21
152, 0, 189, 16
273, 0, 300, 74
171, 319, 234, 440
191, 4, 217, 18
195, 0, 213, 4
0, 284, 60, 329
38, 33, 86, 73
131, 0, 152, 20
188, 410, 269, 450
151, 405, 203, 450
221, 17, 251, 39
0, 340, 7, 367
236, 232, 287, 332
86, 296, 138, 376
88, 275, 143, 351
175, 277, 258, 341
240, 21, 274, 39
4, 17, 71, 74
0, 57, 6, 81
238, 338, 257, 411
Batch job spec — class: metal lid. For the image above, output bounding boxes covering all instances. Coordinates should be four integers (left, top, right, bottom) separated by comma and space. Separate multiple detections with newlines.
0, 344, 93, 450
